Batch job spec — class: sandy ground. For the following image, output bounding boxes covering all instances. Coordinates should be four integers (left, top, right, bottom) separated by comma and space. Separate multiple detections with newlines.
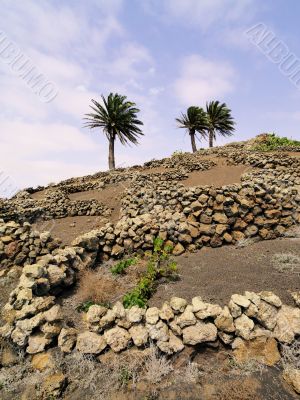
33, 215, 108, 246
182, 163, 249, 187
32, 183, 128, 245
150, 236, 300, 307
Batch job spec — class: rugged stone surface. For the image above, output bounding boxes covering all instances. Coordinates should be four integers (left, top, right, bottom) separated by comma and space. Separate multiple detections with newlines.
182, 322, 217, 345
58, 328, 77, 353
170, 297, 187, 313
214, 306, 235, 333
283, 368, 300, 394
273, 305, 300, 344
42, 373, 67, 399
232, 336, 281, 366
129, 325, 149, 347
76, 331, 107, 354
104, 326, 131, 352
31, 351, 54, 371
234, 314, 255, 340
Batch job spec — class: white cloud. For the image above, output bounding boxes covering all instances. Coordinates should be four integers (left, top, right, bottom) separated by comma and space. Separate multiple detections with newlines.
0, 1, 123, 55
0, 119, 106, 189
0, 120, 95, 154
0, 0, 161, 190
108, 42, 153, 79
174, 55, 236, 106
149, 86, 165, 96
158, 0, 255, 30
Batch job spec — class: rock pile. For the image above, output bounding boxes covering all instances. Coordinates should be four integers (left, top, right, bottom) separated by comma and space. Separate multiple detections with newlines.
62, 289, 300, 362
0, 188, 111, 223
0, 245, 84, 353
104, 179, 299, 258
144, 155, 216, 173
2, 263, 300, 364
227, 150, 300, 170
0, 220, 61, 269
1, 146, 300, 262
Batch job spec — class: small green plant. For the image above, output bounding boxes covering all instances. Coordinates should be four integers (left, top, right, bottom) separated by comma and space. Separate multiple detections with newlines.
110, 257, 137, 275
76, 300, 95, 312
118, 366, 133, 386
76, 300, 111, 312
0, 381, 3, 390
254, 133, 300, 151
123, 237, 177, 308
171, 150, 184, 157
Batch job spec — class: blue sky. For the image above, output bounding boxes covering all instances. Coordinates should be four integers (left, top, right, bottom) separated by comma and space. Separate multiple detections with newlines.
0, 0, 300, 192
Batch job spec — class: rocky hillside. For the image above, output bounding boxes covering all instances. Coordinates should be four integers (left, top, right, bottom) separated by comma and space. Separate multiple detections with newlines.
0, 136, 300, 399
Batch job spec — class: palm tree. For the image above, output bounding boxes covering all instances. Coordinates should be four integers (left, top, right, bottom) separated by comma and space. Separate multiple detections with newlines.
84, 93, 143, 170
206, 101, 235, 148
176, 106, 208, 153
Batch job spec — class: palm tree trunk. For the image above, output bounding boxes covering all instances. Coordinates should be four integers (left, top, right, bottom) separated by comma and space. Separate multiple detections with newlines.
190, 129, 197, 153
108, 136, 115, 170
209, 130, 214, 148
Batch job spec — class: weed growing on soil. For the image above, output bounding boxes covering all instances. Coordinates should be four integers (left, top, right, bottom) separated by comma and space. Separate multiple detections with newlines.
143, 345, 173, 383
60, 349, 153, 399
272, 252, 300, 274
76, 300, 111, 312
111, 257, 137, 275
174, 362, 203, 384
75, 270, 120, 307
228, 355, 266, 376
123, 238, 178, 308
171, 150, 184, 157
281, 340, 300, 370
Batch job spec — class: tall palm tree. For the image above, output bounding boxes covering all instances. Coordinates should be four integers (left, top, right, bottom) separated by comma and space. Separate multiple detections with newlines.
176, 106, 208, 153
84, 93, 143, 170
206, 101, 235, 148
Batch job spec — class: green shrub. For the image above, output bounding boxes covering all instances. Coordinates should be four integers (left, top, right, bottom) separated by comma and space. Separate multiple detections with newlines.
118, 366, 133, 386
123, 238, 177, 308
76, 300, 111, 312
110, 257, 137, 275
254, 133, 300, 151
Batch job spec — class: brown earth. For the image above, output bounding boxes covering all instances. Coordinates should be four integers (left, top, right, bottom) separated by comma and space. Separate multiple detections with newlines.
182, 161, 249, 187
280, 152, 300, 157
32, 183, 129, 245
150, 236, 300, 307
33, 215, 108, 246
61, 345, 297, 400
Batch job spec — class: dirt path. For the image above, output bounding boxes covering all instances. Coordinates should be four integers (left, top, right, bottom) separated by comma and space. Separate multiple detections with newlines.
150, 237, 300, 307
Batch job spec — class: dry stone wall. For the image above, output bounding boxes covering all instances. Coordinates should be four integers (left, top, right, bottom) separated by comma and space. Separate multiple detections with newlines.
1, 149, 299, 263
0, 245, 84, 354
71, 180, 299, 260
0, 188, 111, 223
0, 145, 300, 385
2, 242, 300, 363
64, 152, 300, 260
0, 220, 61, 269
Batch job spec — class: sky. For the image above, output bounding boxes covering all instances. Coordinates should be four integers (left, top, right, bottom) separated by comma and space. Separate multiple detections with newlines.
0, 0, 300, 194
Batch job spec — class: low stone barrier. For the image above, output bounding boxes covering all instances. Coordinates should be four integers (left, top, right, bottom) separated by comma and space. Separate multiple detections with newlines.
0, 220, 61, 269
1, 241, 300, 364
0, 188, 111, 223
